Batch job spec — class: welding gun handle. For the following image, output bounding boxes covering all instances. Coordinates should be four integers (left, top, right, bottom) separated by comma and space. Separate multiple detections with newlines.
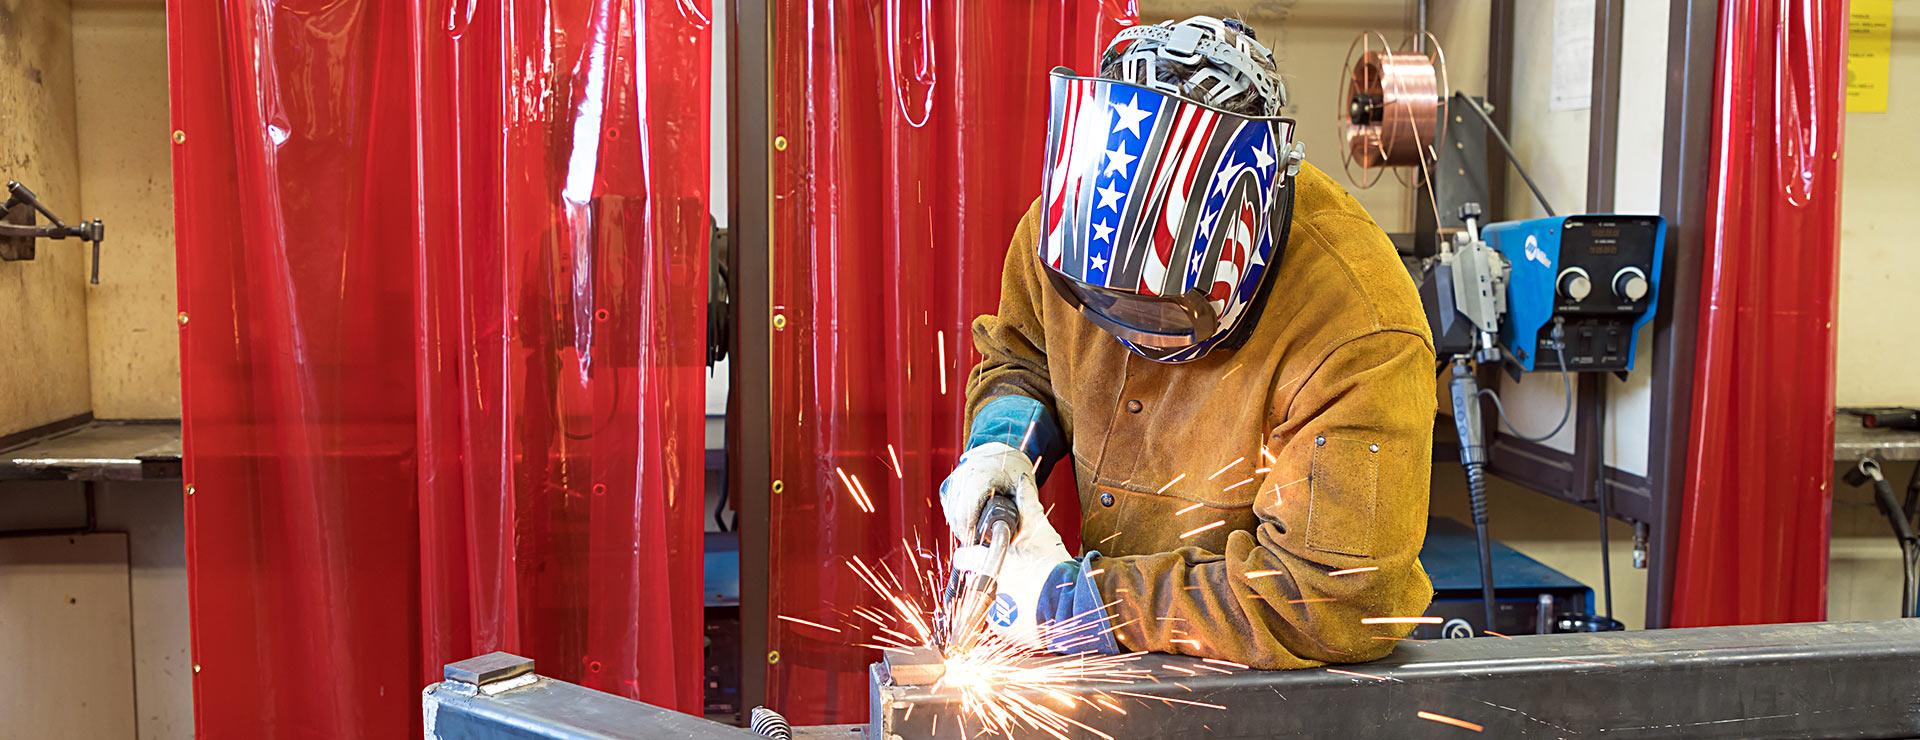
975, 490, 1021, 546
1449, 359, 1486, 466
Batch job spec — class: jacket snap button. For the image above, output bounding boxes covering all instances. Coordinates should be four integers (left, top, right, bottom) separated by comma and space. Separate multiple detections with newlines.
1126, 400, 1143, 413
1100, 492, 1115, 507
1315, 435, 1326, 446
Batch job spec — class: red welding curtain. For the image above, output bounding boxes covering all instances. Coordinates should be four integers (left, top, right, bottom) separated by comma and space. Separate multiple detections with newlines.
1674, 0, 1847, 626
167, 1, 709, 735
762, 0, 1135, 724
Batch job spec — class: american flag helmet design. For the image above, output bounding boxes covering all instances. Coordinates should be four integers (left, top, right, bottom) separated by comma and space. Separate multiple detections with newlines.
1040, 68, 1302, 363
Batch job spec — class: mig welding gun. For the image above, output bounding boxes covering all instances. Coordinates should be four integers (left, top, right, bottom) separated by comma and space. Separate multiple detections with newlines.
936, 489, 1022, 656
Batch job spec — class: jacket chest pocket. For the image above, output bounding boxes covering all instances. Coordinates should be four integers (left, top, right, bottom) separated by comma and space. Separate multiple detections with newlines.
1084, 484, 1256, 557
1305, 436, 1380, 557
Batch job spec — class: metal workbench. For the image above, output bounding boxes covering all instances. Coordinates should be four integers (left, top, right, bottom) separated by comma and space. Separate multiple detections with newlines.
1835, 411, 1920, 463
0, 420, 181, 481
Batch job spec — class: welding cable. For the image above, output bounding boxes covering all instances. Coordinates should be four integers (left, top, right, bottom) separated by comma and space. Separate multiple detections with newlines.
1593, 388, 1616, 622
1903, 540, 1919, 619
1476, 326, 1574, 443
1906, 471, 1920, 537
1453, 92, 1557, 217
713, 482, 733, 532
1461, 457, 1497, 630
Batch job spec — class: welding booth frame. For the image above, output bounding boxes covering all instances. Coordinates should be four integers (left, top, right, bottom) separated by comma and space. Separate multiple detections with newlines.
724, 0, 1720, 713
1440, 0, 1716, 631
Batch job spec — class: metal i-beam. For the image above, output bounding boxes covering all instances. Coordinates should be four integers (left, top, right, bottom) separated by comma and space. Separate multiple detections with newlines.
868, 620, 1920, 739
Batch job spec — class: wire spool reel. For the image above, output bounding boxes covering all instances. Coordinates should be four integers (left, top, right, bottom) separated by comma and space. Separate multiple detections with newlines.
1338, 31, 1450, 189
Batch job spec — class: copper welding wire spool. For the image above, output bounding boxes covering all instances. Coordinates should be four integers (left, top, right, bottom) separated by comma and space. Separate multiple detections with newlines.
1338, 31, 1450, 189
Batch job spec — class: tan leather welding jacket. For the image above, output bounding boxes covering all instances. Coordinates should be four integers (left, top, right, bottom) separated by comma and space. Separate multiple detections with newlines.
965, 161, 1437, 669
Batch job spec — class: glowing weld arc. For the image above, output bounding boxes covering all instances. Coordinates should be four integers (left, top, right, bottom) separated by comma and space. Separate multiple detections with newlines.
1108, 690, 1227, 711
1179, 520, 1226, 539
776, 614, 843, 633
936, 329, 948, 395
886, 444, 904, 479
1326, 667, 1391, 682
1417, 710, 1485, 732
1206, 457, 1245, 480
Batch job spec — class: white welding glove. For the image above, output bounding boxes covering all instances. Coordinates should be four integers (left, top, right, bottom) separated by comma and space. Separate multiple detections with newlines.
939, 442, 1041, 541
949, 474, 1073, 649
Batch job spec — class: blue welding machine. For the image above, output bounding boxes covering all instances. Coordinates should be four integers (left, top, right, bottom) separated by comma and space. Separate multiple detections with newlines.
1481, 214, 1665, 373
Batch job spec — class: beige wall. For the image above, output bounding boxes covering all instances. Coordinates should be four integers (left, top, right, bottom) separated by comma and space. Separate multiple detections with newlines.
1837, 1, 1920, 407
75, 1, 178, 419
1142, 0, 1419, 232
0, 0, 178, 432
0, 0, 94, 436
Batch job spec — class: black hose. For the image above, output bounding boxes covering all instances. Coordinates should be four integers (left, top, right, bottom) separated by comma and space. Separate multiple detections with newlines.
1453, 92, 1558, 217
714, 480, 733, 532
1900, 542, 1919, 619
1464, 460, 1497, 631
1594, 389, 1615, 622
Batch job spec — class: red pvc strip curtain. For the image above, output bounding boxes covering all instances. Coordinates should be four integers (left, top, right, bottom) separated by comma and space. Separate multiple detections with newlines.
167, 1, 710, 735
1674, 0, 1847, 626
761, 0, 1135, 724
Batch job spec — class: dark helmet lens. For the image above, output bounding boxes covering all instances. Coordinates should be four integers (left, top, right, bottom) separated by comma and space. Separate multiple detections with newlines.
1067, 281, 1198, 348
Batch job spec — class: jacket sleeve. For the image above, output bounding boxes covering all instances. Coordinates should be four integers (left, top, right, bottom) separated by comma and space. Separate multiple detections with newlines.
963, 201, 1067, 477
1090, 330, 1437, 668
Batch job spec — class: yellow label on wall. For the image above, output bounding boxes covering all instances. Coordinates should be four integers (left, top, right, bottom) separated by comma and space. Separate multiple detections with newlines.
1849, 0, 1893, 113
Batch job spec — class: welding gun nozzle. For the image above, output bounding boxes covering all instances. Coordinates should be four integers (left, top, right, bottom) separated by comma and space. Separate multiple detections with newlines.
943, 571, 1000, 656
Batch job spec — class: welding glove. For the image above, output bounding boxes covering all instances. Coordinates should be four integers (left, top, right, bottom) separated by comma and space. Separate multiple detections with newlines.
950, 479, 1069, 649
950, 483, 1117, 655
938, 442, 1040, 541
943, 396, 1067, 541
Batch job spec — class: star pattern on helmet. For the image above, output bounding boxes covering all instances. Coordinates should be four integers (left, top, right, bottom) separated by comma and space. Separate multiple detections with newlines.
1253, 144, 1277, 172
1188, 234, 1211, 275
1210, 157, 1243, 199
1110, 94, 1152, 137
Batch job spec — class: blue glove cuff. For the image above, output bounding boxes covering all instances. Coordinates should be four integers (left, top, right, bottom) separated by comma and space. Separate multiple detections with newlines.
968, 396, 1066, 484
1034, 552, 1120, 655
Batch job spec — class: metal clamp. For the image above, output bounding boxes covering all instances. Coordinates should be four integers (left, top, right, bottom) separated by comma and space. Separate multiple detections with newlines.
1, 181, 105, 283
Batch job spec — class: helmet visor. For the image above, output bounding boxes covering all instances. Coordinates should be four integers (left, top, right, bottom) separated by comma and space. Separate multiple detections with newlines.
1048, 270, 1218, 350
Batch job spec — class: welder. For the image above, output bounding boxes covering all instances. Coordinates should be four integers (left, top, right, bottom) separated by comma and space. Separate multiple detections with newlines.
941, 15, 1435, 669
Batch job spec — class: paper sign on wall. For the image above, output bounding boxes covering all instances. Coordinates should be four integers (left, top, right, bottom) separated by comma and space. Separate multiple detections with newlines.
1849, 0, 1893, 113
1550, 0, 1596, 112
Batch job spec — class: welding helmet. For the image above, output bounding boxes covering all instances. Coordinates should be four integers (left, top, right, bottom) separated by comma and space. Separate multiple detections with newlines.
1039, 59, 1302, 363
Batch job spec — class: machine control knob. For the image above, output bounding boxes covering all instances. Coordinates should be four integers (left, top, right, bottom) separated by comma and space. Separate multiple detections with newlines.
1557, 267, 1592, 302
1613, 267, 1649, 302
